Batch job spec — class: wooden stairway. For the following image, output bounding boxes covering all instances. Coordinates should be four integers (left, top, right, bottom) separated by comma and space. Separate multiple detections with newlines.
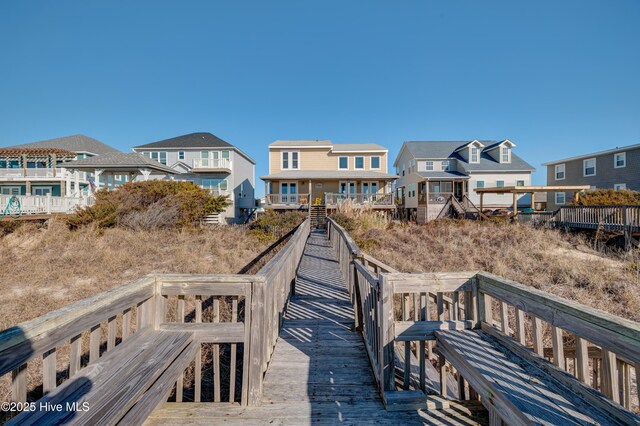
309, 205, 327, 229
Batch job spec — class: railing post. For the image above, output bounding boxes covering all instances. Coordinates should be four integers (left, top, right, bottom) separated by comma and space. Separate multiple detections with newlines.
247, 279, 265, 406
379, 273, 395, 391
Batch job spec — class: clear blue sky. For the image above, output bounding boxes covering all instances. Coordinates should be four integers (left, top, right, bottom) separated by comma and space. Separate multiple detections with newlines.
1, 1, 638, 194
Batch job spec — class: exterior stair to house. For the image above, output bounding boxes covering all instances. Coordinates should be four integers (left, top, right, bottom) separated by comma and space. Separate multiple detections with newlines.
309, 205, 327, 229
437, 195, 482, 220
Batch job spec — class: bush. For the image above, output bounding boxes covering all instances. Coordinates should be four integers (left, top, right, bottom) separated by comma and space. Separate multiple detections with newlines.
67, 181, 230, 230
249, 210, 306, 242
571, 189, 640, 206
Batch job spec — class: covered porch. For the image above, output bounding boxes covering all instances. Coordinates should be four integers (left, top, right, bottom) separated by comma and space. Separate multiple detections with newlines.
261, 171, 397, 210
474, 185, 591, 217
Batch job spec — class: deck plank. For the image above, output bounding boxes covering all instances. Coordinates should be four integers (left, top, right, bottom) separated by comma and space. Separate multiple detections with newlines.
147, 230, 487, 425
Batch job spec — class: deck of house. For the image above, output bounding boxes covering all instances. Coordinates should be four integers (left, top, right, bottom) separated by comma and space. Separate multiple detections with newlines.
1, 218, 639, 425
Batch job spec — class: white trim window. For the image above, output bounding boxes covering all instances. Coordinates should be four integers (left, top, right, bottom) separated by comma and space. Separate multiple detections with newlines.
1, 186, 21, 195
614, 152, 626, 168
614, 183, 627, 191
149, 151, 167, 165
470, 146, 479, 163
370, 156, 381, 170
583, 158, 596, 177
476, 180, 485, 189
554, 164, 565, 180
441, 160, 451, 171
496, 180, 504, 195
516, 180, 525, 187
282, 151, 299, 170
33, 186, 53, 196
555, 192, 566, 205
338, 156, 349, 170
501, 146, 511, 163
178, 151, 185, 160
355, 156, 364, 170
425, 161, 434, 171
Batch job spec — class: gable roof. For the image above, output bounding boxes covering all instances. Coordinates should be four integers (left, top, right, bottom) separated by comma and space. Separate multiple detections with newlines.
398, 141, 535, 172
7, 135, 119, 155
62, 152, 177, 174
133, 132, 255, 164
133, 132, 234, 149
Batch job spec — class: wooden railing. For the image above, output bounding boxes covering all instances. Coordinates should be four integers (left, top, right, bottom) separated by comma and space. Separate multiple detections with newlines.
324, 193, 394, 207
558, 205, 640, 231
0, 219, 310, 413
516, 211, 556, 227
265, 194, 310, 206
327, 216, 640, 415
418, 192, 453, 205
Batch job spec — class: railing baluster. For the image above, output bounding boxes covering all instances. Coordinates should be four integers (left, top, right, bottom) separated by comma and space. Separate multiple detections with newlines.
552, 326, 565, 369
11, 363, 27, 403
229, 296, 238, 403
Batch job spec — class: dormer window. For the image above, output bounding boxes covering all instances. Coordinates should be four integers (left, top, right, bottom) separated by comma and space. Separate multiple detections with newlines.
441, 160, 451, 171
501, 146, 511, 163
470, 146, 479, 163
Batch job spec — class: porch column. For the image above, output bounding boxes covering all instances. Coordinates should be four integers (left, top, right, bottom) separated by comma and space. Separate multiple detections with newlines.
94, 169, 104, 191
22, 154, 27, 177
74, 171, 80, 196
25, 181, 31, 195
512, 192, 518, 219
140, 168, 152, 181
479, 192, 484, 216
264, 181, 268, 205
530, 192, 535, 210
51, 154, 57, 177
308, 180, 312, 209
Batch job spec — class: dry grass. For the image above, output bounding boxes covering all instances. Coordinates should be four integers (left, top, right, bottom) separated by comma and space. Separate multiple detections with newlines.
0, 220, 270, 331
338, 215, 640, 321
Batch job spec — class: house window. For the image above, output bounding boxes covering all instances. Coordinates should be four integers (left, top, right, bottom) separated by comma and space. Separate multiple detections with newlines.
470, 147, 479, 163
32, 187, 52, 196
501, 146, 510, 163
1, 186, 21, 195
441, 160, 450, 171
282, 151, 299, 170
583, 158, 596, 176
355, 157, 364, 169
221, 150, 230, 159
150, 151, 167, 165
339, 157, 348, 170
516, 180, 525, 187
555, 192, 566, 205
408, 183, 416, 198
425, 161, 433, 171
371, 156, 381, 169
614, 152, 626, 168
476, 180, 485, 189
496, 180, 505, 188
179, 151, 185, 160
555, 164, 565, 180
614, 183, 627, 191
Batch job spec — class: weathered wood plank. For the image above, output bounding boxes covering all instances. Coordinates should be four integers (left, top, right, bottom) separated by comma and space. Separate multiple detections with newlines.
160, 281, 251, 296
394, 320, 474, 341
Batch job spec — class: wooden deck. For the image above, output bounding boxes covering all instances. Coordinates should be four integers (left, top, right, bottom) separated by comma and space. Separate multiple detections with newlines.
146, 230, 487, 425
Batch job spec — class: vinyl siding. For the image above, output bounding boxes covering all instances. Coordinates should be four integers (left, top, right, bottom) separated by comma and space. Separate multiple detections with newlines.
269, 148, 388, 173
546, 147, 640, 211
468, 172, 532, 207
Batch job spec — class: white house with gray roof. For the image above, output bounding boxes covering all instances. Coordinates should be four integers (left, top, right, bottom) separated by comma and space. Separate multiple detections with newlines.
132, 132, 256, 223
394, 140, 535, 222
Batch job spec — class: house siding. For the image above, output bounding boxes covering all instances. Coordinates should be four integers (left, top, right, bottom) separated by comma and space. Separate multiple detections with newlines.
546, 146, 640, 211
269, 148, 388, 174
468, 172, 531, 207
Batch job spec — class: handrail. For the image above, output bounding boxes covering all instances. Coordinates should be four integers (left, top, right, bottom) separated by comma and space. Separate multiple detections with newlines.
0, 219, 311, 412
327, 216, 640, 415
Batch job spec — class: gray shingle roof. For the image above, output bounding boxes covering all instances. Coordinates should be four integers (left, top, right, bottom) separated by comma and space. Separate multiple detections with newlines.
403, 141, 535, 172
261, 170, 397, 180
133, 132, 234, 149
7, 135, 119, 155
416, 171, 470, 179
62, 153, 176, 174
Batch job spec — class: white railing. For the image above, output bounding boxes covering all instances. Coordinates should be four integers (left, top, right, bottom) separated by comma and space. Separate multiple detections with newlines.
192, 158, 232, 170
0, 195, 93, 215
0, 168, 64, 178
325, 192, 394, 206
265, 194, 310, 206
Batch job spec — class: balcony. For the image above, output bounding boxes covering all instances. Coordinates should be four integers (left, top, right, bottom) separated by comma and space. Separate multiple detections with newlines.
265, 194, 310, 209
0, 168, 64, 179
207, 188, 233, 201
192, 158, 232, 173
324, 192, 394, 208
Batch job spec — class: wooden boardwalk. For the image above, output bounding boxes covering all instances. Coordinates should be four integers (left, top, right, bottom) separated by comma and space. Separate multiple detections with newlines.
146, 230, 486, 425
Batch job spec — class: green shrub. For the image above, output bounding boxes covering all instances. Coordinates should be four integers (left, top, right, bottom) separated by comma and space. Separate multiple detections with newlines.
67, 181, 230, 230
249, 210, 306, 242
571, 189, 640, 206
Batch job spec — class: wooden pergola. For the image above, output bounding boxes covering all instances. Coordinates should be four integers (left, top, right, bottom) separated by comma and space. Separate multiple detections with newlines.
474, 185, 591, 215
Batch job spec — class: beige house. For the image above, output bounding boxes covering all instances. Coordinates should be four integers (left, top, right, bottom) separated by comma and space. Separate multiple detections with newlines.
261, 140, 397, 210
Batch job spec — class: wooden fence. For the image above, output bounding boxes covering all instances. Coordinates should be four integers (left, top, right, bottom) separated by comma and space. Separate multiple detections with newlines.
0, 219, 310, 413
326, 217, 640, 416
